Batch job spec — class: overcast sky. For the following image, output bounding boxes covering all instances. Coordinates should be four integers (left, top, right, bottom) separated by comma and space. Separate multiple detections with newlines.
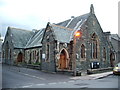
0, 0, 119, 39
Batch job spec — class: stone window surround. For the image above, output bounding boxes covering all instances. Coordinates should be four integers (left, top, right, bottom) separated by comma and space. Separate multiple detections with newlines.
91, 33, 100, 59
46, 43, 50, 62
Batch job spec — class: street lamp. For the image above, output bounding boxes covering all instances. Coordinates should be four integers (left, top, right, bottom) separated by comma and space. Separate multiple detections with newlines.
75, 31, 81, 37
73, 31, 81, 76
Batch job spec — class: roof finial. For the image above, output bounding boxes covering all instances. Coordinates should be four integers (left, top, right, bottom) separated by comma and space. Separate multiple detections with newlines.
90, 4, 94, 14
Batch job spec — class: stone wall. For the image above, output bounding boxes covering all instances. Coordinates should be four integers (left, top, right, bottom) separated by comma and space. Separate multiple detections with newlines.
41, 26, 56, 72
25, 47, 42, 65
75, 14, 111, 71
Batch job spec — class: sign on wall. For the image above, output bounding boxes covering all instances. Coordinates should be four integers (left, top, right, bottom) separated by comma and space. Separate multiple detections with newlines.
42, 54, 45, 59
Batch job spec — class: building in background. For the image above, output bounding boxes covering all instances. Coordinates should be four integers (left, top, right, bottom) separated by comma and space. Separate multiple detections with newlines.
0, 34, 3, 63
2, 27, 34, 65
110, 34, 120, 65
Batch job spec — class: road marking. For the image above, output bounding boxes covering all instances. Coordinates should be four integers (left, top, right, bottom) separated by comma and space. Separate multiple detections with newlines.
7, 68, 46, 80
57, 82, 63, 84
48, 82, 57, 85
22, 85, 33, 88
18, 72, 45, 80
62, 82, 67, 84
36, 84, 45, 86
68, 80, 75, 83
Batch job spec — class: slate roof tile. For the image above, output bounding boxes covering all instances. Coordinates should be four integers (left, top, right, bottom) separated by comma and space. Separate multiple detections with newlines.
50, 24, 73, 43
9, 27, 34, 48
111, 34, 120, 41
56, 13, 90, 30
25, 28, 45, 48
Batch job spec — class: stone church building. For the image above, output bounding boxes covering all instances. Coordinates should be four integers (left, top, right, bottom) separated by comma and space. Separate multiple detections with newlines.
2, 4, 118, 74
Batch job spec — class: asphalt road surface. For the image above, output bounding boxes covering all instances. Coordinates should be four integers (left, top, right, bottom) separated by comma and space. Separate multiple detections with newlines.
2, 64, 119, 89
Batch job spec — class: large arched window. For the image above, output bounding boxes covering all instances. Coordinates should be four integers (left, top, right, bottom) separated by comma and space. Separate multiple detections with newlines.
5, 41, 9, 59
103, 47, 106, 61
91, 33, 99, 59
81, 44, 85, 59
46, 43, 50, 61
9, 49, 11, 59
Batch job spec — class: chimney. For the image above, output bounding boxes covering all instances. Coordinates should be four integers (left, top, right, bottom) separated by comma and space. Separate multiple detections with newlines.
71, 16, 75, 19
90, 4, 95, 14
32, 29, 38, 33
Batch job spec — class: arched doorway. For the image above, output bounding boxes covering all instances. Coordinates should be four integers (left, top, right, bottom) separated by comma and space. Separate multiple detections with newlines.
17, 52, 23, 62
110, 52, 115, 67
58, 49, 69, 70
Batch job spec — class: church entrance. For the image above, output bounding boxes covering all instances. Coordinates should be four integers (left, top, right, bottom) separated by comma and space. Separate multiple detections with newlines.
110, 52, 115, 67
17, 52, 23, 62
58, 49, 69, 70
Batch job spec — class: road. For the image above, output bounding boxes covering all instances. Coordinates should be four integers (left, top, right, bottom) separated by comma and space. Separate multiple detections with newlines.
0, 63, 2, 90
2, 64, 119, 89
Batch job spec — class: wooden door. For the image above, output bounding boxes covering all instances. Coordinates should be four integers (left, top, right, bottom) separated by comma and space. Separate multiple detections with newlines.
59, 49, 67, 69
17, 52, 23, 62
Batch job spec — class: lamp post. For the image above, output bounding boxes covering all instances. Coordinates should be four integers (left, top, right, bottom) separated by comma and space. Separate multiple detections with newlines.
73, 31, 81, 76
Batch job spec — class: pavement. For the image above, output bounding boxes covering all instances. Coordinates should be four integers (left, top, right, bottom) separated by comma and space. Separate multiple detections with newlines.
3, 64, 113, 80
3, 64, 117, 88
70, 71, 113, 80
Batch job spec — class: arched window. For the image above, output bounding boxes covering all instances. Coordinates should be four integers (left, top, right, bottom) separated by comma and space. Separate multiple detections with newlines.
33, 50, 34, 60
81, 44, 85, 59
103, 47, 106, 61
9, 49, 11, 59
35, 50, 36, 60
5, 41, 9, 59
46, 44, 50, 61
29, 52, 32, 64
2, 51, 4, 58
91, 33, 99, 59
36, 51, 39, 63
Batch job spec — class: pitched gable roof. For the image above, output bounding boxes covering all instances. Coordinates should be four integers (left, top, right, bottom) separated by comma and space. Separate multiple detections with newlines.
111, 34, 120, 41
48, 13, 90, 43
25, 28, 45, 48
8, 27, 34, 48
56, 13, 90, 30
50, 24, 73, 43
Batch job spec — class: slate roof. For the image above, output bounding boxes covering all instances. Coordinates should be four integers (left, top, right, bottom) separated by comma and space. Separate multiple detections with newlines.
9, 27, 34, 48
0, 39, 2, 52
24, 13, 90, 46
110, 34, 120, 52
56, 13, 90, 30
49, 13, 90, 43
111, 34, 120, 41
25, 28, 45, 48
50, 24, 73, 43
6, 12, 91, 48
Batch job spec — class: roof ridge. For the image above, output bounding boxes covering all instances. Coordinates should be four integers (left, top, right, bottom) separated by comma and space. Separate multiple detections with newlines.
25, 28, 44, 48
56, 13, 89, 25
51, 24, 73, 31
8, 26, 32, 32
